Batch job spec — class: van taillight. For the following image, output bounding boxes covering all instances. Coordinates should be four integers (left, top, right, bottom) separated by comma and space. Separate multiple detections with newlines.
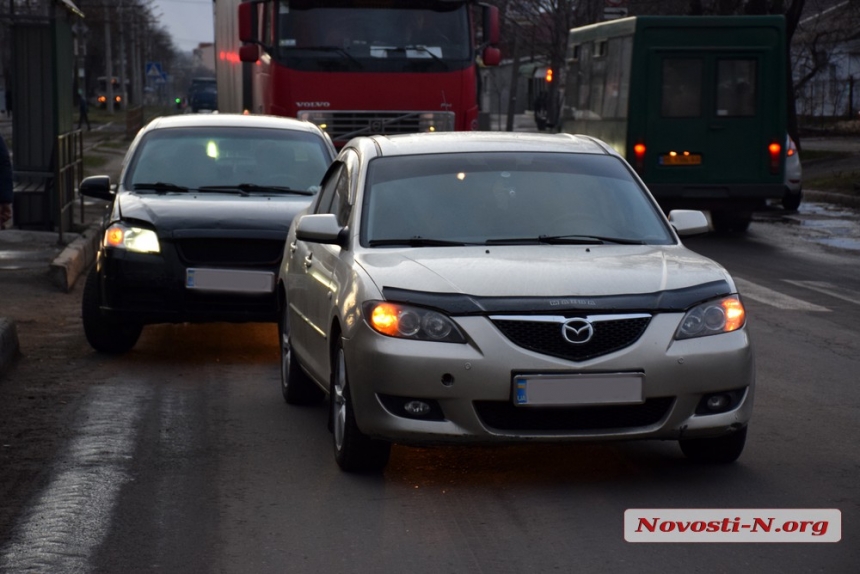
633, 143, 646, 172
768, 142, 781, 174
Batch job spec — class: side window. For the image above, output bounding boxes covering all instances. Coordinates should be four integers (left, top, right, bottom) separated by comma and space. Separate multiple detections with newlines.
716, 59, 757, 117
314, 163, 344, 214
661, 58, 702, 118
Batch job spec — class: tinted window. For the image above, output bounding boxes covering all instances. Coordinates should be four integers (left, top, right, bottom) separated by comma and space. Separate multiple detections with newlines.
361, 152, 674, 246
716, 59, 757, 117
661, 59, 702, 118
125, 126, 332, 192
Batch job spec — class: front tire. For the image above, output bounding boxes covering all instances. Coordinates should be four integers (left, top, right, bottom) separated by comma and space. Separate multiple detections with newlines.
783, 190, 802, 212
331, 339, 391, 473
81, 268, 142, 354
679, 426, 747, 464
279, 304, 324, 405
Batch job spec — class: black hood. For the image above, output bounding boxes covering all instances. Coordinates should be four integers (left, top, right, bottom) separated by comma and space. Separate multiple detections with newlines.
116, 192, 312, 239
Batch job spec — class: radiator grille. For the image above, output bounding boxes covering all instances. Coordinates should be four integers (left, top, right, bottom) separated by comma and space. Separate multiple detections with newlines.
491, 316, 651, 361
177, 238, 284, 267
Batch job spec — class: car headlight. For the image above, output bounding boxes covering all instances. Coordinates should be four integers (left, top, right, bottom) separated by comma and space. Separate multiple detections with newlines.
675, 295, 745, 340
104, 222, 160, 254
363, 301, 466, 343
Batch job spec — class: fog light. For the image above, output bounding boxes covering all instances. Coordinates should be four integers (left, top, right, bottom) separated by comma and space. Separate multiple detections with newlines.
403, 400, 432, 417
706, 394, 730, 412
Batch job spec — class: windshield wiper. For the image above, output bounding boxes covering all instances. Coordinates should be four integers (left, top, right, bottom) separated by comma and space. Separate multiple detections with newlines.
486, 235, 647, 245
133, 182, 190, 193
198, 184, 314, 196
380, 45, 448, 69
369, 237, 473, 247
299, 46, 363, 68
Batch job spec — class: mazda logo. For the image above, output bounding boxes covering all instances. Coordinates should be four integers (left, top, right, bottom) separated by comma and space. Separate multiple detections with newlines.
561, 318, 594, 344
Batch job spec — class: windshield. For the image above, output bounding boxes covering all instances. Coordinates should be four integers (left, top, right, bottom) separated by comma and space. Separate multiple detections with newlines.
125, 127, 332, 193
276, 0, 471, 71
360, 153, 676, 246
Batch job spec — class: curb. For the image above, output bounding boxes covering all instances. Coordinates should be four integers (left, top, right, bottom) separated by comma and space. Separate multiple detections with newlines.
49, 223, 102, 292
804, 189, 860, 209
0, 317, 20, 379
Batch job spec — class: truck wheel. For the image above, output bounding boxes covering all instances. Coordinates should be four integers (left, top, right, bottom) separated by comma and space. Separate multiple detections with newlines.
679, 427, 747, 463
82, 268, 142, 354
331, 339, 391, 473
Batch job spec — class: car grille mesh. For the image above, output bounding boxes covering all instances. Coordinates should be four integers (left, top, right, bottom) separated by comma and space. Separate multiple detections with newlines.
491, 316, 652, 361
177, 238, 284, 266
474, 397, 674, 432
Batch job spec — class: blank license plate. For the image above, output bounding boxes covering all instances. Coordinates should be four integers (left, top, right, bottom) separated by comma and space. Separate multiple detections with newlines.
186, 268, 274, 294
513, 373, 644, 407
660, 153, 702, 166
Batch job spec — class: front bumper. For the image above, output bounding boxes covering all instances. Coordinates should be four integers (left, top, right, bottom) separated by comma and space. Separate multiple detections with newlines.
97, 246, 279, 325
343, 313, 754, 444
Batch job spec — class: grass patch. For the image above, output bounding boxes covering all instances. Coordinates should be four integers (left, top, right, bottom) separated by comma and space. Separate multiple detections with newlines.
83, 154, 110, 169
97, 139, 130, 150
806, 171, 860, 194
800, 150, 852, 163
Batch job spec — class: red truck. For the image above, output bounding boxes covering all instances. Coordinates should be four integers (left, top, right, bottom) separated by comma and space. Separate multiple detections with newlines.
215, 0, 500, 147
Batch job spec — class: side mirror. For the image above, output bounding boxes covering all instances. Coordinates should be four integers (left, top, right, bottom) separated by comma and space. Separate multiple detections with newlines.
79, 175, 114, 202
296, 214, 347, 247
238, 1, 260, 44
668, 210, 710, 236
239, 44, 261, 63
482, 47, 501, 67
483, 5, 499, 46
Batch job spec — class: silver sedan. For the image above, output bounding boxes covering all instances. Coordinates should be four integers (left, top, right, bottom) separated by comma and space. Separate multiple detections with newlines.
277, 132, 754, 472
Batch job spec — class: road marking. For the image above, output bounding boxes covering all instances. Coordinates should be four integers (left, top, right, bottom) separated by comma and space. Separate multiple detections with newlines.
733, 277, 830, 312
0, 384, 146, 573
784, 280, 860, 307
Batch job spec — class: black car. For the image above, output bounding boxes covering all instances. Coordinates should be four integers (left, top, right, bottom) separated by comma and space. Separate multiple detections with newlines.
80, 114, 337, 353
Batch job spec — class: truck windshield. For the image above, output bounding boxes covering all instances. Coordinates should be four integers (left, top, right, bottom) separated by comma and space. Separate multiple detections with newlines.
276, 0, 471, 71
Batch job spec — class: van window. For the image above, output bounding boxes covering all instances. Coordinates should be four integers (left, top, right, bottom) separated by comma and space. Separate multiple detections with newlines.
661, 59, 702, 118
716, 59, 757, 117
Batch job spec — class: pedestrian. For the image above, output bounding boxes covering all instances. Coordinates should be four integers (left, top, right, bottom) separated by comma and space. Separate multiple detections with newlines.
0, 133, 13, 230
78, 90, 91, 131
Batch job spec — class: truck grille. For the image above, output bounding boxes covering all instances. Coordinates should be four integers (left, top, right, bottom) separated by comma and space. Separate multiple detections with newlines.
474, 397, 674, 432
490, 315, 651, 362
309, 111, 454, 141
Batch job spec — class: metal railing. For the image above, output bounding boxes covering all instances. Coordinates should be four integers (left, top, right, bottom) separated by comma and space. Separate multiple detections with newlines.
55, 129, 85, 244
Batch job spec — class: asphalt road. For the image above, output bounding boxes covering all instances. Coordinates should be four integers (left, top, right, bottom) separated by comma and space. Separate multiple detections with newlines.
0, 122, 858, 572
0, 209, 858, 573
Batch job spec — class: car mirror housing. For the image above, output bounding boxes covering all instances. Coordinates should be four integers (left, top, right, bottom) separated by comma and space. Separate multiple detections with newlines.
296, 214, 346, 246
79, 175, 114, 201
668, 209, 710, 236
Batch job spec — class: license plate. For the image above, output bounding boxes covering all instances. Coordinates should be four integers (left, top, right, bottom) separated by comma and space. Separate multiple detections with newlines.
513, 373, 644, 407
660, 153, 702, 166
186, 268, 274, 294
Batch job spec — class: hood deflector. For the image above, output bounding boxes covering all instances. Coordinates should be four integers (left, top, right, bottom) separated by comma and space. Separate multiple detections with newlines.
382, 280, 733, 315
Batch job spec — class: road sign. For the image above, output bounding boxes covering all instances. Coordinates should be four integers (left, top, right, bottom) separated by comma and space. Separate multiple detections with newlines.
604, 7, 628, 20
145, 62, 164, 79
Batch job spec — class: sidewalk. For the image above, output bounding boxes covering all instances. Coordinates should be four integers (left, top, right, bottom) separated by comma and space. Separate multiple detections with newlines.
0, 122, 128, 378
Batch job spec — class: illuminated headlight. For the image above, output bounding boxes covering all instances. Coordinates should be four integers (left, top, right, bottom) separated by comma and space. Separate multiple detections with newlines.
363, 301, 465, 343
419, 112, 455, 133
675, 295, 745, 340
297, 110, 334, 131
104, 223, 160, 254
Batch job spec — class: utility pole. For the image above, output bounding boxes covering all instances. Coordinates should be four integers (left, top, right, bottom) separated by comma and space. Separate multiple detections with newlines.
119, 0, 128, 110
104, 1, 115, 114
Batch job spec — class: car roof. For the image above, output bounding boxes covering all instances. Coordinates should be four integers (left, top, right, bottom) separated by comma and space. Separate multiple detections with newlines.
359, 132, 614, 157
142, 114, 327, 136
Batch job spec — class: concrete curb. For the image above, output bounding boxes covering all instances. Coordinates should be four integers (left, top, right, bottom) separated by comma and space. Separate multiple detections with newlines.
49, 223, 102, 292
0, 317, 20, 378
